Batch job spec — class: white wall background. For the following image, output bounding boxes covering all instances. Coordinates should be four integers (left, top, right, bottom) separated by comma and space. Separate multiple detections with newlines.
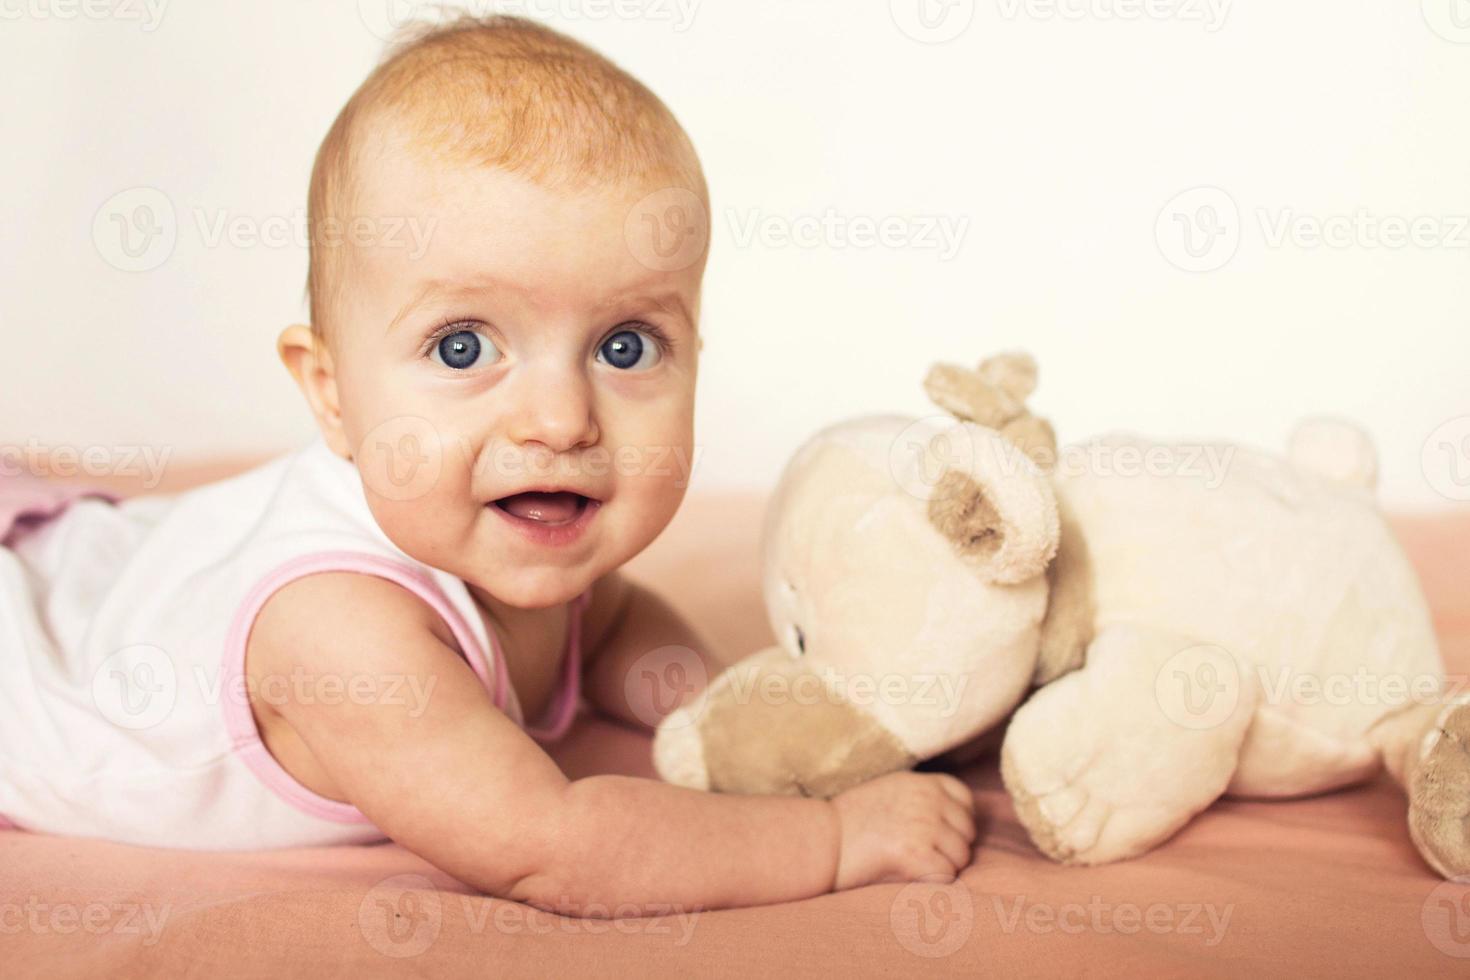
2, 1, 1467, 507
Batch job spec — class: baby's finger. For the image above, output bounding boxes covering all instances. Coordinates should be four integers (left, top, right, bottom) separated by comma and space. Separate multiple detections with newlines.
941, 799, 977, 842
933, 773, 975, 811
932, 826, 973, 871
885, 852, 950, 885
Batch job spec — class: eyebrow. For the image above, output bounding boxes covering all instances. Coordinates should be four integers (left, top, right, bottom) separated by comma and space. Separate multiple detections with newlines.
383, 274, 529, 336
384, 275, 694, 335
597, 288, 694, 329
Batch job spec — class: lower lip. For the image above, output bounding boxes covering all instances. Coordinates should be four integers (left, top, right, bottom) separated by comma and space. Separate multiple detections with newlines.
489, 497, 602, 547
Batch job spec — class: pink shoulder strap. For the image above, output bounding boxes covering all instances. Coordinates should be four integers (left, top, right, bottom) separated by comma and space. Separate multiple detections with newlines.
220, 551, 510, 825
521, 587, 593, 744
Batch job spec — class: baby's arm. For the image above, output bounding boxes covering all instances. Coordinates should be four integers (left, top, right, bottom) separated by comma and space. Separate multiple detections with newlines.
251, 573, 976, 916
579, 568, 724, 730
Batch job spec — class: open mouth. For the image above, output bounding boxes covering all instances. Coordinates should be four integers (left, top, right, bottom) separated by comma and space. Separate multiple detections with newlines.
490, 490, 594, 527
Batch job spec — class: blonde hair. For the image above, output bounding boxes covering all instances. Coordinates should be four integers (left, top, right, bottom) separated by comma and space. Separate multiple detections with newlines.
305, 13, 707, 341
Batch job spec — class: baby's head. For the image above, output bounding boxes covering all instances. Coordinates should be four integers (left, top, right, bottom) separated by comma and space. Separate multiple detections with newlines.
279, 14, 709, 613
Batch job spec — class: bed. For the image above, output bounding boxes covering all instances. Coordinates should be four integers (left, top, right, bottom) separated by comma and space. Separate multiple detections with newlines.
4, 460, 1469, 978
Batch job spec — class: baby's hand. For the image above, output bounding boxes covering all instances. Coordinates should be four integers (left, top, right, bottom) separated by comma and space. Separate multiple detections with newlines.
831, 771, 977, 889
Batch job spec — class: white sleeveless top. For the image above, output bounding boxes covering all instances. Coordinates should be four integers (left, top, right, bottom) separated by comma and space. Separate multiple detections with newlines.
0, 435, 590, 850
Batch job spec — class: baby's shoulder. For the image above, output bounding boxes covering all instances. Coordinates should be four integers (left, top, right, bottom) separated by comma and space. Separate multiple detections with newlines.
247, 570, 460, 682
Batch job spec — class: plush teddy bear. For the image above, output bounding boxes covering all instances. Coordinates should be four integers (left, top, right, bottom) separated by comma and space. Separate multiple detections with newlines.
652, 351, 1470, 878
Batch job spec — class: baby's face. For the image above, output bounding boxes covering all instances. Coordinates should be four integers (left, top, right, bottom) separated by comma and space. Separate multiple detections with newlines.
322, 149, 704, 612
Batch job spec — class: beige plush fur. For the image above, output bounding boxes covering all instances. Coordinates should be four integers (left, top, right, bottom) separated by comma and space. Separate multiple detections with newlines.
651, 351, 1468, 879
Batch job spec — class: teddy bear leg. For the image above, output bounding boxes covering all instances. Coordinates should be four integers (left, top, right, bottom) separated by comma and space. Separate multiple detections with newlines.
1368, 694, 1470, 878
1000, 624, 1258, 865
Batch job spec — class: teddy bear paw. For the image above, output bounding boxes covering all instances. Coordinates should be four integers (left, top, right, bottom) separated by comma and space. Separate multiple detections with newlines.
999, 748, 1120, 864
652, 707, 711, 791
1005, 764, 1117, 863
1408, 696, 1470, 878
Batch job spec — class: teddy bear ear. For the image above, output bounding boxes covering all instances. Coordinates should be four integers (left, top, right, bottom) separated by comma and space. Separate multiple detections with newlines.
923, 350, 1041, 429
923, 362, 1023, 429
977, 351, 1038, 402
923, 423, 1060, 585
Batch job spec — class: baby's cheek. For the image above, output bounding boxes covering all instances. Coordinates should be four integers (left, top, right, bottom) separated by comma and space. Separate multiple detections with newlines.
611, 463, 690, 553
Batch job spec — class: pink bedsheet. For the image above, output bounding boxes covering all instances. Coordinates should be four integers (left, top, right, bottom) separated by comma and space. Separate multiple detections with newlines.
3, 471, 1469, 978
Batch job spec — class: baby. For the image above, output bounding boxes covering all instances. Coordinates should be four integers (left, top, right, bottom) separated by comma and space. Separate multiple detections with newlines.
0, 15, 974, 916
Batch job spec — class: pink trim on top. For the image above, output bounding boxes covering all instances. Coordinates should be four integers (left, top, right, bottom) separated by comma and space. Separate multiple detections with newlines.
221, 551, 511, 825
222, 552, 593, 826
521, 587, 592, 743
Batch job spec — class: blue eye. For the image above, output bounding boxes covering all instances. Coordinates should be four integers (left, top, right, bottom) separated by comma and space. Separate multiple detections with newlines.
432, 329, 497, 370
597, 327, 662, 372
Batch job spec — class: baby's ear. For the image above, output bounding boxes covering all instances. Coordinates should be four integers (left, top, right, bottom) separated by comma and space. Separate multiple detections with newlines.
923, 423, 1060, 585
276, 324, 350, 459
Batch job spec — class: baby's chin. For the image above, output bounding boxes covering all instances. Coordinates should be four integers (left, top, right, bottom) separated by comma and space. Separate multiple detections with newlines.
461, 504, 617, 610
460, 555, 609, 618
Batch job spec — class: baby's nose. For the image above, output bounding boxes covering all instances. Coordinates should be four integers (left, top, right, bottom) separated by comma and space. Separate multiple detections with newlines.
503, 369, 599, 454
